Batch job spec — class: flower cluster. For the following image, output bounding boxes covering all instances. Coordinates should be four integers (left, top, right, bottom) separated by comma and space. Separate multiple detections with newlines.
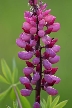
16, 0, 61, 108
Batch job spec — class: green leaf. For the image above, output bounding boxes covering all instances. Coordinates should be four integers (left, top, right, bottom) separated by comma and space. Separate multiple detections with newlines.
12, 58, 18, 83
50, 95, 60, 108
1, 59, 12, 83
40, 101, 45, 108
0, 75, 10, 84
16, 86, 31, 108
46, 95, 52, 108
43, 99, 46, 108
0, 87, 11, 102
54, 100, 68, 108
10, 88, 16, 100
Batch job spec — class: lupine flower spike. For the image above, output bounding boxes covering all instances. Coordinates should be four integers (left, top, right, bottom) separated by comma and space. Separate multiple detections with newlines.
16, 0, 61, 108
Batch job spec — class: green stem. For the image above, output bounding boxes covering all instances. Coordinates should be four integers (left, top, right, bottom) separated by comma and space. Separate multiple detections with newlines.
13, 86, 22, 108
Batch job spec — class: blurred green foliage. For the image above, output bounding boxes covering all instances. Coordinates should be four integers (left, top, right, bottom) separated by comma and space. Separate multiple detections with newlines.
0, 0, 72, 107
0, 59, 31, 108
41, 95, 68, 108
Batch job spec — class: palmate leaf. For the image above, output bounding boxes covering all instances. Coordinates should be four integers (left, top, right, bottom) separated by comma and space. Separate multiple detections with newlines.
0, 86, 11, 102
1, 59, 12, 83
12, 58, 18, 83
16, 86, 31, 108
0, 75, 10, 84
50, 95, 60, 108
46, 95, 52, 108
54, 100, 68, 108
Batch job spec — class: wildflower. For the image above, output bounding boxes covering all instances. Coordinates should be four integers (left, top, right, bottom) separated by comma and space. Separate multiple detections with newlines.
16, 0, 61, 107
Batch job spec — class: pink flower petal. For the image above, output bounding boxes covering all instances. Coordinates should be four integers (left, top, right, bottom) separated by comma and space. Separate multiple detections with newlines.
38, 30, 45, 37
20, 77, 30, 84
46, 48, 56, 58
16, 38, 26, 48
49, 55, 60, 64
48, 23, 60, 32
42, 35, 51, 45
18, 51, 34, 60
23, 22, 31, 30
43, 59, 52, 69
39, 19, 45, 26
46, 86, 58, 96
43, 9, 51, 16
24, 11, 32, 18
30, 40, 36, 47
20, 33, 31, 41
33, 102, 40, 108
33, 73, 40, 81
21, 89, 32, 96
44, 15, 56, 24
23, 67, 34, 75
30, 27, 37, 34
44, 74, 53, 83
52, 45, 60, 53
52, 75, 61, 84
32, 57, 40, 65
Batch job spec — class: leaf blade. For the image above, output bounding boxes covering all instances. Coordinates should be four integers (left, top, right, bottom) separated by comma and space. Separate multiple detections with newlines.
1, 59, 12, 83
0, 87, 11, 102
40, 101, 45, 108
54, 100, 68, 108
43, 99, 46, 108
50, 95, 60, 108
46, 95, 52, 108
0, 75, 10, 84
10, 88, 16, 100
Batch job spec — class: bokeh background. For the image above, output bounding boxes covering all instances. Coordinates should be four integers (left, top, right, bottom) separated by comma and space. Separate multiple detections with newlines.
0, 0, 72, 107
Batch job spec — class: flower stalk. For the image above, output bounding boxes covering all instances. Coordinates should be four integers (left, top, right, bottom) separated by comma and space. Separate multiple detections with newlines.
13, 86, 22, 108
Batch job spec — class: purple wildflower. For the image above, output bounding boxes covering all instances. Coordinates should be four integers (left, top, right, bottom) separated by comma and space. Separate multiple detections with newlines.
16, 0, 61, 107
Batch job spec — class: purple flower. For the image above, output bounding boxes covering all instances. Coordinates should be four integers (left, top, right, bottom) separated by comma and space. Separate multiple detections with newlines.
16, 0, 61, 107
